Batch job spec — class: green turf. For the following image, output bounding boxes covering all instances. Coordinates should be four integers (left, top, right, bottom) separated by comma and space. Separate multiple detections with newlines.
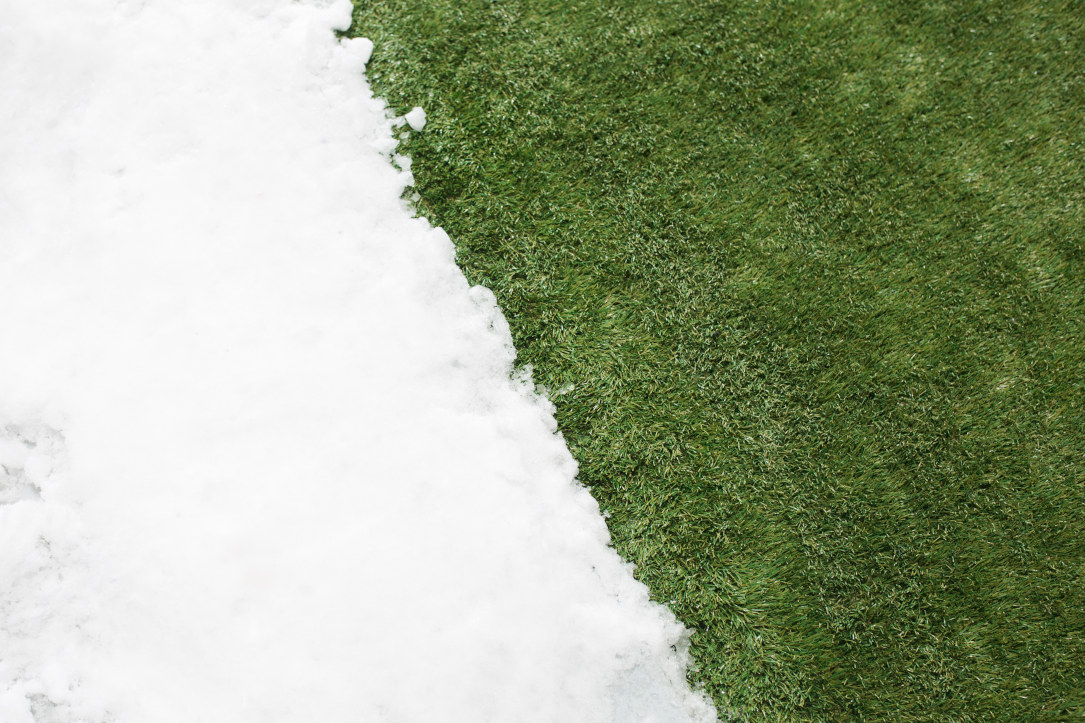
346, 1, 1085, 719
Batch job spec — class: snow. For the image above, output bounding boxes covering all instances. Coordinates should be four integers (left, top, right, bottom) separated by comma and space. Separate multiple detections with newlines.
0, 0, 717, 721
404, 106, 427, 131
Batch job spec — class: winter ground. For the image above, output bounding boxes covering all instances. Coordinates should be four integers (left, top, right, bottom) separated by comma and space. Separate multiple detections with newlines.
0, 1, 716, 720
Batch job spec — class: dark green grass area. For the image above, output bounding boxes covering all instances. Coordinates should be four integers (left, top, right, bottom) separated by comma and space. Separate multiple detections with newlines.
347, 1, 1084, 719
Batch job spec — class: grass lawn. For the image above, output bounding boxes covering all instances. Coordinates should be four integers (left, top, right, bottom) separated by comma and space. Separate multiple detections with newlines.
347, 1, 1084, 719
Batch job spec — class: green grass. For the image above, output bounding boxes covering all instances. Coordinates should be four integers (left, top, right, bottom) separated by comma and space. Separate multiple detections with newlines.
346, 1, 1085, 719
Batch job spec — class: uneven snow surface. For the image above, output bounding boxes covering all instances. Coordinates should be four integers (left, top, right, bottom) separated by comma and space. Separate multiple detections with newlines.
0, 1, 716, 720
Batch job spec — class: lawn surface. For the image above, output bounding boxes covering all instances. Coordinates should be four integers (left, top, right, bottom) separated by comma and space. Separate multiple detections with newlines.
347, 1, 1084, 719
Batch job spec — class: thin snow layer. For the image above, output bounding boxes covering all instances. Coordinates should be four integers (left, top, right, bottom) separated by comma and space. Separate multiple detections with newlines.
0, 1, 716, 721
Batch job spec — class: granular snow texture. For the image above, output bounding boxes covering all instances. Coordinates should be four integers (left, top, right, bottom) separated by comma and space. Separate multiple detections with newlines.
0, 1, 716, 721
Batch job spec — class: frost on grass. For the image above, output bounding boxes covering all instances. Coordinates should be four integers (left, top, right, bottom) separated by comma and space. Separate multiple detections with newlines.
0, 1, 716, 721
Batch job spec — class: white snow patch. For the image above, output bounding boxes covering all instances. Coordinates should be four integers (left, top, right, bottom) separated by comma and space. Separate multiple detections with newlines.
0, 0, 717, 721
405, 105, 427, 131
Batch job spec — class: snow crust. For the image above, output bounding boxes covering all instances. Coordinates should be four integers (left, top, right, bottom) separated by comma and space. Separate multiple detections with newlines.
0, 0, 717, 720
